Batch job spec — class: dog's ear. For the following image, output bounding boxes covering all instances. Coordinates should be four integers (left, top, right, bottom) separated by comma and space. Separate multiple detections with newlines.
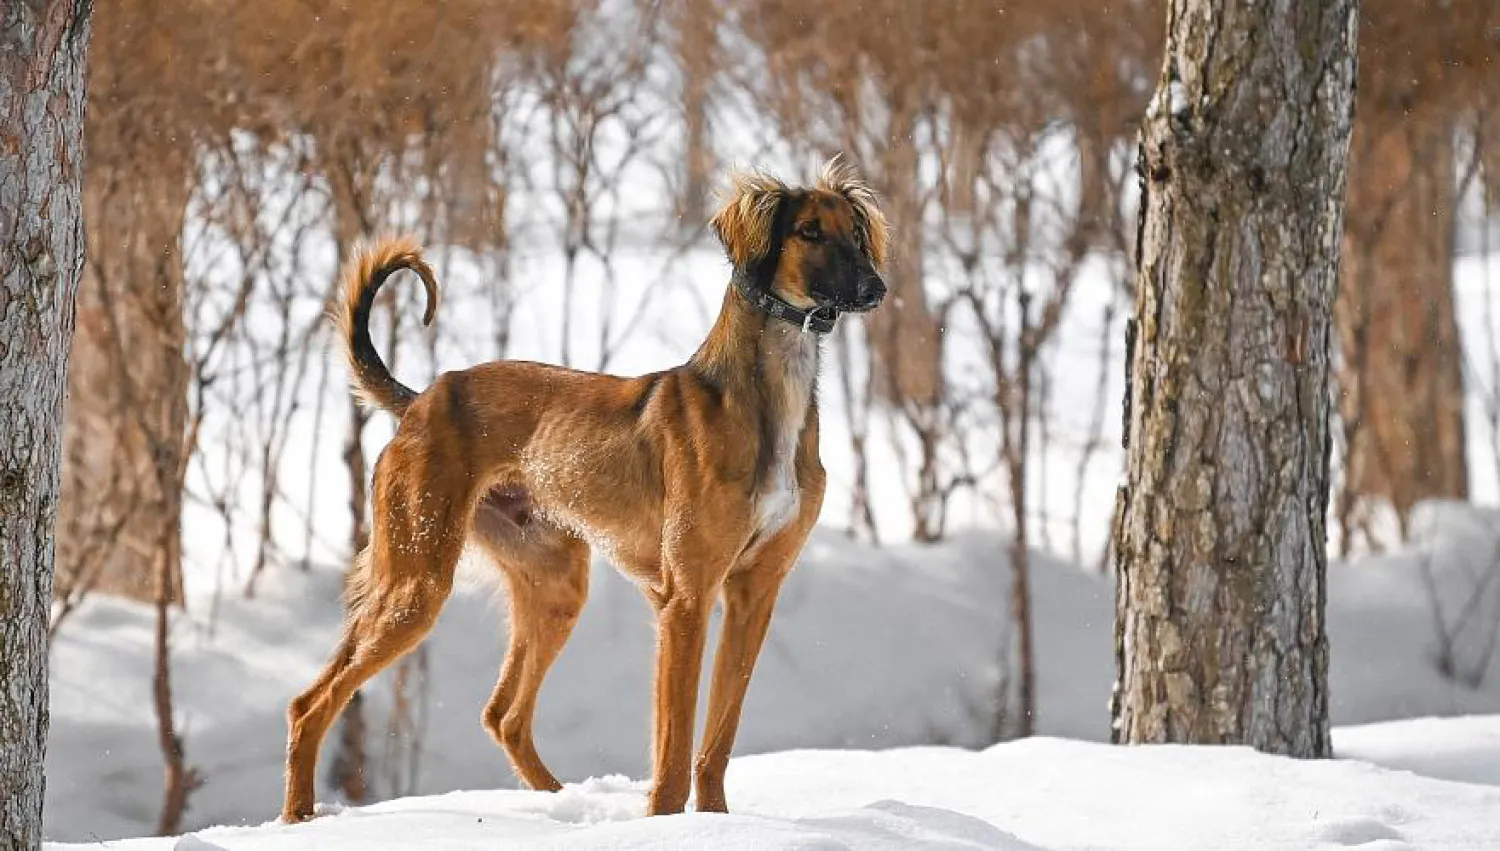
818, 155, 889, 268
711, 168, 790, 270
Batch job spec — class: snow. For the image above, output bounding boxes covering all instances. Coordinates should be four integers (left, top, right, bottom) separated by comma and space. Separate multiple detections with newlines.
41, 502, 1500, 844
1168, 80, 1189, 116
1143, 79, 1190, 121
1335, 715, 1500, 788
47, 718, 1500, 850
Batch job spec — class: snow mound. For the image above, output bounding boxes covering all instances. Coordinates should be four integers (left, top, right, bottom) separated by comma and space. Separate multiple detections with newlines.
1335, 714, 1500, 787
47, 718, 1500, 850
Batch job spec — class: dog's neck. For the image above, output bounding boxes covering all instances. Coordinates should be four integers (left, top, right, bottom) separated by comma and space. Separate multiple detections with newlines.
690, 278, 820, 473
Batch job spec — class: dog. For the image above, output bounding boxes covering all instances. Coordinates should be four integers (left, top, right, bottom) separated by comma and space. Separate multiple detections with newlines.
282, 158, 888, 821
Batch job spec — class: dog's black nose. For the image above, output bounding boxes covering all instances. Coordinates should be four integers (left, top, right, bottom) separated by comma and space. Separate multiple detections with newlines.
856, 275, 887, 310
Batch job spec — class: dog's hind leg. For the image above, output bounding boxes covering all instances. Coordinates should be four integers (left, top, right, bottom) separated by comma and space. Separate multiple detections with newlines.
281, 565, 453, 822
282, 454, 469, 822
472, 496, 589, 791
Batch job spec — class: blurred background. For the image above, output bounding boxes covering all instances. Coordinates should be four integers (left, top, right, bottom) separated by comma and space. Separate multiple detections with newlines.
46, 0, 1500, 840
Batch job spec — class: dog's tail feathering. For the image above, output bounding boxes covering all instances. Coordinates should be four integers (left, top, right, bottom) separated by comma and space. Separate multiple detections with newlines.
333, 235, 440, 418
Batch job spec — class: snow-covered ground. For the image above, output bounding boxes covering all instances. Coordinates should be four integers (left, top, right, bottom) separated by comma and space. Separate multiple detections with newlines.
48, 716, 1500, 850
42, 502, 1500, 843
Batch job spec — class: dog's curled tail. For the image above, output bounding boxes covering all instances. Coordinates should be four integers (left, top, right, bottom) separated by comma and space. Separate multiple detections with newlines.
333, 234, 440, 418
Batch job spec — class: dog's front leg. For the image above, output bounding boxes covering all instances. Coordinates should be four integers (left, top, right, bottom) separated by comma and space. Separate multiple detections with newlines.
692, 566, 785, 813
647, 588, 713, 816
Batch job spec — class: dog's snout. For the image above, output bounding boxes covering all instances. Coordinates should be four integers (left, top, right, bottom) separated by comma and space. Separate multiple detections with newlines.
857, 274, 887, 309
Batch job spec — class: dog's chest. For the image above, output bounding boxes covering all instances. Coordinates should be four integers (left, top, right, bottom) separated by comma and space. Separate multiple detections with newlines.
755, 469, 799, 537
753, 335, 817, 537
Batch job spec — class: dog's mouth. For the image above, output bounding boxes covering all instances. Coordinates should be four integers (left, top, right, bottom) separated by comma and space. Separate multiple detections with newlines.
838, 296, 885, 314
827, 292, 885, 314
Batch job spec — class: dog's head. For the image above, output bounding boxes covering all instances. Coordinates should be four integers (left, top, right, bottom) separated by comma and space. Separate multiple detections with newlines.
710, 157, 888, 314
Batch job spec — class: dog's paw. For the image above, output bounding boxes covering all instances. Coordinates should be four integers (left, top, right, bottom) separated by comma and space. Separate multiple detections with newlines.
279, 803, 334, 824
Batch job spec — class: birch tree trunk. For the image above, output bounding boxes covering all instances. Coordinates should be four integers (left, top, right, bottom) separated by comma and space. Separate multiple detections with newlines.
0, 1, 93, 847
1111, 0, 1358, 756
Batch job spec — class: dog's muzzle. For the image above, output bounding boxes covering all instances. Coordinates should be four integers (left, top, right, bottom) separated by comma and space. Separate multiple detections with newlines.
843, 274, 887, 313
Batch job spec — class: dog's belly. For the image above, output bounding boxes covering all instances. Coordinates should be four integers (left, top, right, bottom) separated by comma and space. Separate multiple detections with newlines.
521, 478, 664, 582
514, 417, 664, 559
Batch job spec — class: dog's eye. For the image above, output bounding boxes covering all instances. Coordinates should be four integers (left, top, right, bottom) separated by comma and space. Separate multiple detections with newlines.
796, 221, 822, 242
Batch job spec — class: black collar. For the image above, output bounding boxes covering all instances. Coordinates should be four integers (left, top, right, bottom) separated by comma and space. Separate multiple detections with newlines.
733, 275, 840, 334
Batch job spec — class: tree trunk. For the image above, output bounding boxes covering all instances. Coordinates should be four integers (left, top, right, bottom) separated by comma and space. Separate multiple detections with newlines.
671, 0, 719, 232
864, 96, 945, 541
58, 167, 191, 605
833, 330, 879, 544
1111, 0, 1357, 756
1006, 294, 1037, 739
151, 535, 198, 835
1335, 115, 1466, 543
0, 2, 93, 847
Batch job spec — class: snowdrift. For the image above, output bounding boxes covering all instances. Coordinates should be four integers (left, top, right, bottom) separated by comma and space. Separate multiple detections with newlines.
47, 717, 1500, 850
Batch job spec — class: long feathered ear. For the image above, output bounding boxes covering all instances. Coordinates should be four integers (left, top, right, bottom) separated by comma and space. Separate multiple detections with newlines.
818, 155, 889, 268
711, 168, 789, 269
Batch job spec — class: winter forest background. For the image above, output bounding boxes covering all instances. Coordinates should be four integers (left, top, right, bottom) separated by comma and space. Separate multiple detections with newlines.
41, 0, 1500, 842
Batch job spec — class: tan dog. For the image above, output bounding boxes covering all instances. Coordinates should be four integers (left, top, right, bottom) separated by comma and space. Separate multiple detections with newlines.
282, 159, 888, 821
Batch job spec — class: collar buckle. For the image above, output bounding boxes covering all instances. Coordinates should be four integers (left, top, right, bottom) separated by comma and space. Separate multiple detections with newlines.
801, 304, 838, 334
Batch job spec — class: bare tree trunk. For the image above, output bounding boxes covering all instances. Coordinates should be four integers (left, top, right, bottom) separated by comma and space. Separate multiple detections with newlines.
671, 0, 719, 231
60, 165, 192, 605
834, 329, 879, 543
0, 2, 92, 847
344, 398, 371, 559
1112, 0, 1357, 756
147, 219, 195, 836
55, 155, 199, 834
865, 97, 945, 541
1006, 293, 1037, 738
137, 198, 195, 835
1336, 115, 1466, 541
151, 536, 199, 835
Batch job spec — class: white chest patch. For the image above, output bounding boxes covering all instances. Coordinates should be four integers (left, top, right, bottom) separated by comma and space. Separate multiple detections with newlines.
753, 333, 817, 537
755, 469, 800, 536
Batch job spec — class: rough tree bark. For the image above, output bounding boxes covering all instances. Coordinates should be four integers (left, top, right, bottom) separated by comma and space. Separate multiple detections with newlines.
1111, 0, 1358, 756
0, 1, 93, 847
